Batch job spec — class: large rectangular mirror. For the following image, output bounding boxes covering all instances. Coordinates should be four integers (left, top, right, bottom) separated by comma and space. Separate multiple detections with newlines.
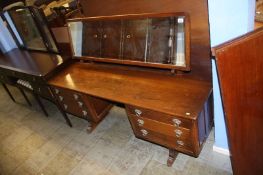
68, 13, 190, 71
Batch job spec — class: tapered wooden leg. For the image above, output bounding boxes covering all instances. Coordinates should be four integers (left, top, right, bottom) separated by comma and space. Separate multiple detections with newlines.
18, 87, 32, 106
86, 121, 98, 133
33, 93, 48, 117
2, 83, 16, 102
167, 149, 178, 167
56, 104, 72, 127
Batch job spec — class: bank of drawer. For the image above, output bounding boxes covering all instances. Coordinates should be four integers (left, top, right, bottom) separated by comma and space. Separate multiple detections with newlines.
130, 121, 194, 154
126, 105, 192, 129
52, 87, 91, 119
128, 114, 191, 140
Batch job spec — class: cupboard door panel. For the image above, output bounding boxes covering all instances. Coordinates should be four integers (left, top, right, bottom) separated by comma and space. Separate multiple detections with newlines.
82, 21, 102, 57
101, 20, 122, 59
123, 19, 148, 61
148, 17, 172, 64
214, 28, 263, 175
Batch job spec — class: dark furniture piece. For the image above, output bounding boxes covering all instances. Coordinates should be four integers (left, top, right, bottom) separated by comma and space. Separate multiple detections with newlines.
47, 0, 213, 167
3, 6, 59, 53
0, 49, 70, 122
213, 27, 263, 175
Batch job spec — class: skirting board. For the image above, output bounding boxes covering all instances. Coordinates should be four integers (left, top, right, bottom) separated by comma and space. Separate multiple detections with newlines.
213, 145, 230, 156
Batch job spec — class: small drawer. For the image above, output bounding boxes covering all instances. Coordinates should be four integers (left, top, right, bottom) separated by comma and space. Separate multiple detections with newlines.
131, 124, 194, 154
62, 102, 91, 120
126, 105, 192, 129
128, 114, 191, 140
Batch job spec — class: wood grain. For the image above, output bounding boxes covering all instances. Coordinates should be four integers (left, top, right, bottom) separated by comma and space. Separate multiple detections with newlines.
48, 62, 212, 120
214, 27, 263, 175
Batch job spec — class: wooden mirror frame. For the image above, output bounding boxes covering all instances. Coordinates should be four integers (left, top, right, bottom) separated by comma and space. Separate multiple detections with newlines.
67, 12, 191, 71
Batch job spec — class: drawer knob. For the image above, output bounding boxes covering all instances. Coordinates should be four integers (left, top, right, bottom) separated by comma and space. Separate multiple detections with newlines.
73, 94, 79, 100
93, 34, 98, 38
140, 129, 148, 136
63, 104, 68, 110
174, 129, 183, 137
78, 101, 83, 107
137, 119, 144, 126
177, 140, 184, 146
126, 34, 131, 39
55, 89, 60, 94
82, 110, 88, 116
103, 34, 107, 38
134, 109, 142, 117
59, 96, 64, 101
172, 118, 181, 127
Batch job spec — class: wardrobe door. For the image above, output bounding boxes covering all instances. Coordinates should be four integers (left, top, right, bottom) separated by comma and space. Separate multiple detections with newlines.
122, 19, 148, 61
214, 28, 263, 175
101, 20, 122, 59
82, 21, 102, 57
147, 17, 172, 64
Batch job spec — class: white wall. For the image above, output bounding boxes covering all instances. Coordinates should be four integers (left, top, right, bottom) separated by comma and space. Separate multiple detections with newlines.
208, 0, 256, 150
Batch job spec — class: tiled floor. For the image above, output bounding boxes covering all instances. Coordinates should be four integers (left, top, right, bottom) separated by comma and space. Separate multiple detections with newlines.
0, 85, 232, 175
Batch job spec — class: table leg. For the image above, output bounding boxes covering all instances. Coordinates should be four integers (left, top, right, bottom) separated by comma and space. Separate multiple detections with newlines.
18, 87, 32, 106
167, 149, 178, 167
56, 104, 72, 127
33, 93, 48, 117
2, 83, 16, 102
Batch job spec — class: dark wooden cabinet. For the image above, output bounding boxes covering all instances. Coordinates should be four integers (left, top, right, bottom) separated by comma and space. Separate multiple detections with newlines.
51, 86, 112, 131
126, 100, 212, 158
69, 13, 190, 71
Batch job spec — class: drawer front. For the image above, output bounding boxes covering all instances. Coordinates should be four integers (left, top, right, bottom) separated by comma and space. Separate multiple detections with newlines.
128, 113, 191, 140
52, 87, 92, 120
128, 117, 194, 154
126, 105, 192, 129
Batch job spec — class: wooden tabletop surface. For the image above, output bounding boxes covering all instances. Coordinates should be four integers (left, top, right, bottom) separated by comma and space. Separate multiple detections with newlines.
0, 49, 69, 77
48, 62, 212, 119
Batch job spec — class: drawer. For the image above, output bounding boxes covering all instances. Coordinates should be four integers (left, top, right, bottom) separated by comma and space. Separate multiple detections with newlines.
52, 87, 92, 119
61, 102, 91, 120
126, 105, 193, 129
128, 113, 191, 140
130, 120, 194, 154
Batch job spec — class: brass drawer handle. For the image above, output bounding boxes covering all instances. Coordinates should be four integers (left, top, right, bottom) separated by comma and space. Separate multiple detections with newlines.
140, 129, 148, 136
126, 34, 131, 39
137, 119, 144, 126
63, 104, 68, 110
134, 109, 142, 117
82, 110, 88, 116
177, 140, 184, 146
172, 118, 182, 127
73, 94, 79, 100
78, 101, 83, 107
103, 34, 107, 38
174, 129, 183, 137
59, 96, 64, 101
93, 34, 98, 38
55, 88, 60, 94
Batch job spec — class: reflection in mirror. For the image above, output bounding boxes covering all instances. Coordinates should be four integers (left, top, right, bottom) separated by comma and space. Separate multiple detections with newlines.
6, 8, 47, 51
68, 21, 83, 56
67, 15, 188, 69
256, 0, 263, 22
